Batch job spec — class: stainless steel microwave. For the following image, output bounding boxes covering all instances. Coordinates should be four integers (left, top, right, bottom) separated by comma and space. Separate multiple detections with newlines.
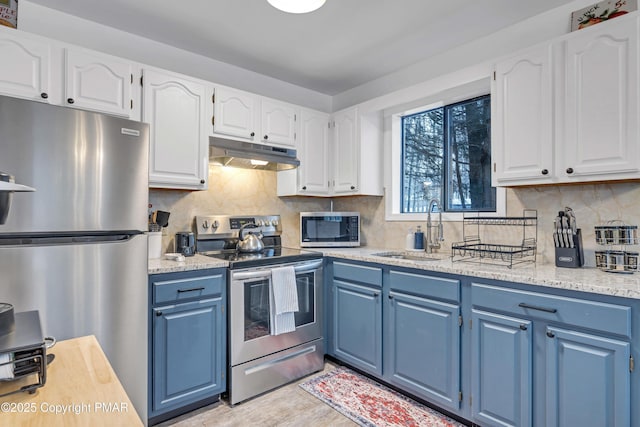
300, 212, 360, 247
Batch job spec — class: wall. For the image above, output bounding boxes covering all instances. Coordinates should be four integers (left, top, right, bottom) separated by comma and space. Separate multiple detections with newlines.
16, 1, 332, 112
334, 182, 640, 267
149, 166, 333, 253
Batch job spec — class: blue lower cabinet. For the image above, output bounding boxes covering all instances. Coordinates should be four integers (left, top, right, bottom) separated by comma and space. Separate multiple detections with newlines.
152, 297, 225, 413
545, 327, 630, 427
471, 309, 532, 427
386, 291, 461, 411
332, 279, 383, 375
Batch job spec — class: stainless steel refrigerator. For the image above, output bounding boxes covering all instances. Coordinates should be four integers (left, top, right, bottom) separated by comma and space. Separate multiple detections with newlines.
0, 95, 149, 420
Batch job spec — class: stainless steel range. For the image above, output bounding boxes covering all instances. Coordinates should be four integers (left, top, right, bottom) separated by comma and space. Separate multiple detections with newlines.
195, 214, 324, 405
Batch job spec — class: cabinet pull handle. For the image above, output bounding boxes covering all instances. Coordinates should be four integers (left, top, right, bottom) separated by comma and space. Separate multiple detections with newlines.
177, 287, 205, 293
67, 98, 75, 104
546, 330, 555, 338
519, 324, 528, 331
155, 311, 163, 316
566, 167, 574, 174
40, 92, 48, 99
264, 135, 268, 140
518, 302, 557, 313
541, 169, 549, 175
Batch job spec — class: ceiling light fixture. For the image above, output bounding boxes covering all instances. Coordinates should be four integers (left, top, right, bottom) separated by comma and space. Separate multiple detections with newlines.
267, 0, 326, 14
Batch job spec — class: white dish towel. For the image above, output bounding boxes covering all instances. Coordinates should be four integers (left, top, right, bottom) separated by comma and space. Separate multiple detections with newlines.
0, 352, 14, 380
270, 266, 299, 335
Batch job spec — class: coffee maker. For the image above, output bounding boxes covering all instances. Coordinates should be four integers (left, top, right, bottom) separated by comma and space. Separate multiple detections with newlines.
175, 232, 195, 257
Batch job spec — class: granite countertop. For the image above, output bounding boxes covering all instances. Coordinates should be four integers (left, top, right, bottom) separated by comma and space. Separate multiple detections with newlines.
148, 253, 228, 274
320, 248, 640, 300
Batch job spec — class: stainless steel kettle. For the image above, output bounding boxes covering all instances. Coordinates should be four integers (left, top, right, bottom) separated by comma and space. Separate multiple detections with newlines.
237, 223, 264, 253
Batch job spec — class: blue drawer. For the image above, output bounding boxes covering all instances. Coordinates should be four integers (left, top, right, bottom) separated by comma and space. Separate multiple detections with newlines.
332, 261, 382, 287
152, 272, 224, 304
389, 270, 460, 303
471, 282, 631, 337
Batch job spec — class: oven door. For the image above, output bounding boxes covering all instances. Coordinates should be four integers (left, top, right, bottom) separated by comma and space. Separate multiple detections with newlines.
229, 259, 323, 366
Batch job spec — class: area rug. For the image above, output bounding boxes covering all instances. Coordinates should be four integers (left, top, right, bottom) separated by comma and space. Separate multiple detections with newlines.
299, 366, 465, 427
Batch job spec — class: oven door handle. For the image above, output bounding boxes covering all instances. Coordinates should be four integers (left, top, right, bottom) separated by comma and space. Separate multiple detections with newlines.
231, 259, 323, 281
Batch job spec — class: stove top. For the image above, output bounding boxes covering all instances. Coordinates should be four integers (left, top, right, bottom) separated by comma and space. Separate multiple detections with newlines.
200, 246, 322, 269
194, 214, 322, 268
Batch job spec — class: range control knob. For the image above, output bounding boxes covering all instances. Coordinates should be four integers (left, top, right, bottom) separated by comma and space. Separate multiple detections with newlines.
272, 220, 279, 227
202, 220, 210, 229
256, 220, 264, 227
212, 220, 219, 228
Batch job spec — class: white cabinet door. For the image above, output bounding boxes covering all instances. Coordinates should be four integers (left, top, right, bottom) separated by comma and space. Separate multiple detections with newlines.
212, 86, 257, 141
299, 109, 330, 194
260, 98, 298, 147
562, 17, 639, 179
0, 29, 52, 102
144, 69, 208, 190
492, 43, 554, 186
65, 49, 137, 118
332, 107, 359, 194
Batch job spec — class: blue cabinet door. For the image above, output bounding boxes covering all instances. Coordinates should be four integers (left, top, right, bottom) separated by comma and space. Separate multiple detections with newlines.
545, 327, 630, 427
152, 297, 225, 413
333, 279, 382, 375
387, 291, 461, 411
471, 309, 532, 427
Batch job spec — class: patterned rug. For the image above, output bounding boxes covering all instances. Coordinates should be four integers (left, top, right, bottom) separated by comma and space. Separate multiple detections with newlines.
299, 366, 466, 427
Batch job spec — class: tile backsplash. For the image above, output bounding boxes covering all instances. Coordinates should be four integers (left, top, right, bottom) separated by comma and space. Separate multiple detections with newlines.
150, 165, 640, 267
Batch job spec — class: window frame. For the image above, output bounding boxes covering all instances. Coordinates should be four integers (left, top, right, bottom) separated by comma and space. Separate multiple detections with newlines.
384, 80, 506, 222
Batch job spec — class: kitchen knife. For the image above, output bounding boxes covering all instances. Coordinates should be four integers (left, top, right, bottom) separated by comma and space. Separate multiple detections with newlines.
565, 207, 577, 248
553, 217, 561, 247
556, 213, 565, 247
561, 215, 570, 248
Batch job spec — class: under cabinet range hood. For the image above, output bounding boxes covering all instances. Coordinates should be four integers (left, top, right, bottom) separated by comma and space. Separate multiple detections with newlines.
209, 137, 300, 171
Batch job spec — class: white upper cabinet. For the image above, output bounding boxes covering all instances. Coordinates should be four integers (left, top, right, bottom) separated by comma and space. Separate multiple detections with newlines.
561, 16, 639, 179
278, 106, 383, 197
278, 108, 330, 196
260, 98, 298, 148
144, 68, 208, 190
0, 28, 52, 102
211, 86, 257, 141
332, 106, 360, 194
492, 43, 555, 186
493, 13, 640, 186
64, 48, 138, 118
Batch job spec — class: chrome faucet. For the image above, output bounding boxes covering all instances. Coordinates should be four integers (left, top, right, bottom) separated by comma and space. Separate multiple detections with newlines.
426, 199, 444, 253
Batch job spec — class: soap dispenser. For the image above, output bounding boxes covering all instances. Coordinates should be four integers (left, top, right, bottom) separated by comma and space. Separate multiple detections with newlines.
414, 226, 424, 250
405, 227, 414, 250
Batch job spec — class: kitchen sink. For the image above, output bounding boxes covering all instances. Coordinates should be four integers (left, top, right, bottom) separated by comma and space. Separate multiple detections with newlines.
371, 252, 440, 262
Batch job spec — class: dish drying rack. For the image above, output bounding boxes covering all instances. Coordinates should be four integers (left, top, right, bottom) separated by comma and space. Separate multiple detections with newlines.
451, 209, 538, 268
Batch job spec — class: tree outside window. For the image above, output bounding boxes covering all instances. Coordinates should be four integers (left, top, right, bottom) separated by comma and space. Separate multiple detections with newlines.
401, 95, 495, 213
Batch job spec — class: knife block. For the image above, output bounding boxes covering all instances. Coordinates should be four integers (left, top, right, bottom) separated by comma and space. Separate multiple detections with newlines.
555, 228, 584, 268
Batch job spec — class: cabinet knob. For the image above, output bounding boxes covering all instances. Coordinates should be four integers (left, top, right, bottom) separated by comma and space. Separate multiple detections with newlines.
155, 311, 163, 317
250, 132, 255, 137
541, 169, 549, 175
546, 331, 555, 338
67, 98, 75, 104
40, 92, 48, 99
388, 294, 394, 299
350, 186, 356, 190
566, 167, 574, 174
302, 186, 307, 190
200, 179, 205, 184
373, 292, 379, 297
263, 135, 269, 140
519, 324, 528, 331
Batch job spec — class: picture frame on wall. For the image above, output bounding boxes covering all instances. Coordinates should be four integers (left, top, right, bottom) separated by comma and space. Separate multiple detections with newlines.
571, 0, 638, 30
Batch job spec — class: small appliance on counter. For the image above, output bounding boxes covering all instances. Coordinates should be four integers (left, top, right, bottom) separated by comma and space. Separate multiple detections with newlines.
175, 231, 195, 257
553, 207, 584, 268
0, 304, 56, 397
300, 212, 360, 247
595, 221, 639, 273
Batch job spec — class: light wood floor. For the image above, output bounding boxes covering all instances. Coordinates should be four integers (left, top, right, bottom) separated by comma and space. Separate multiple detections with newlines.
157, 361, 358, 427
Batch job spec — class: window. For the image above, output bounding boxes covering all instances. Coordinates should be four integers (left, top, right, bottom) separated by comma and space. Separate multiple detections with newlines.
401, 95, 495, 214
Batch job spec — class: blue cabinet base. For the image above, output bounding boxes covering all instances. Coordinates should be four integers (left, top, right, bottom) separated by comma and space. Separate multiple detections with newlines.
148, 395, 221, 426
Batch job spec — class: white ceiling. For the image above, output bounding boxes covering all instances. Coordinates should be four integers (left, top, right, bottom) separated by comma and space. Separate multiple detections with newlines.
28, 0, 574, 95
